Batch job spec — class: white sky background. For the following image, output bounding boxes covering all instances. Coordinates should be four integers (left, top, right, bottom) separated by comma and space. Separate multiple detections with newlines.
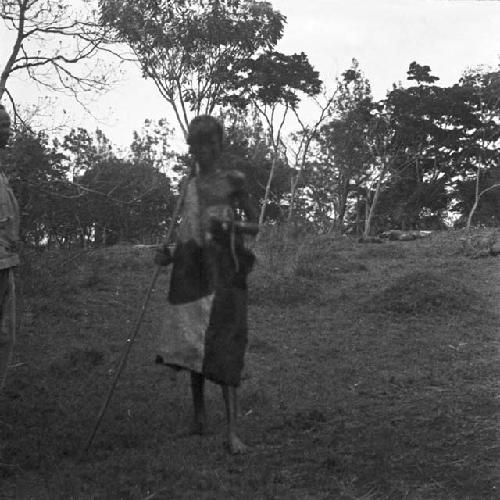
2, 0, 500, 152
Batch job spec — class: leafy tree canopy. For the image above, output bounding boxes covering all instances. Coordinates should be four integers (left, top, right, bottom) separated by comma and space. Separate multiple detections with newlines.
100, 0, 286, 133
232, 51, 322, 109
407, 61, 440, 85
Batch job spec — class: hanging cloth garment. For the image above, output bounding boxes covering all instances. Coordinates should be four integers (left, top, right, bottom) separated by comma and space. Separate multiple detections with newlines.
156, 170, 255, 387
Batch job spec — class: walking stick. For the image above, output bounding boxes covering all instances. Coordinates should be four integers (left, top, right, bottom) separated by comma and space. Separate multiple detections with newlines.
81, 178, 190, 457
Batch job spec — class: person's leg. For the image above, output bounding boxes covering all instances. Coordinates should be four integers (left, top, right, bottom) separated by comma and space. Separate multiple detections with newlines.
0, 268, 13, 391
221, 384, 247, 454
190, 371, 207, 434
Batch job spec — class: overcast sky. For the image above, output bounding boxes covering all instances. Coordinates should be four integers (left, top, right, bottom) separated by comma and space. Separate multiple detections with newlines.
3, 0, 500, 150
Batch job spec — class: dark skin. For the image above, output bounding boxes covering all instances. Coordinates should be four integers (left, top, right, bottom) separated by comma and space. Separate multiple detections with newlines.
0, 131, 9, 149
0, 116, 11, 149
156, 124, 257, 454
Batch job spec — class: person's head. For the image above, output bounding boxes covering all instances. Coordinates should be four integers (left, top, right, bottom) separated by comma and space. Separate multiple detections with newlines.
187, 115, 223, 172
0, 104, 12, 149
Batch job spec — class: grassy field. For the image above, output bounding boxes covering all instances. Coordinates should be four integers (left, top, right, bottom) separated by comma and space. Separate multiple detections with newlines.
1, 229, 499, 499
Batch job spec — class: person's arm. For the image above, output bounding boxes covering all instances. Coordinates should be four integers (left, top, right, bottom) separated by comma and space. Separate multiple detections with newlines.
239, 189, 258, 224
154, 244, 173, 266
235, 191, 259, 236
228, 171, 259, 235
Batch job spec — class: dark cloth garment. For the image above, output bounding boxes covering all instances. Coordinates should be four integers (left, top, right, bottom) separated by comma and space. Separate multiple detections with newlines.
156, 170, 254, 387
0, 268, 10, 300
0, 267, 15, 389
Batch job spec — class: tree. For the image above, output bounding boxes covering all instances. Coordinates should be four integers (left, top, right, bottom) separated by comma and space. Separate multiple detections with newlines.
222, 109, 290, 221
101, 0, 321, 225
361, 102, 400, 238
129, 118, 176, 173
100, 0, 286, 136
61, 126, 176, 245
60, 127, 100, 179
1, 0, 113, 112
308, 60, 372, 231
0, 126, 70, 245
406, 61, 439, 85
380, 63, 455, 230
233, 50, 322, 226
0, 123, 177, 248
79, 157, 174, 245
285, 87, 338, 223
385, 66, 500, 231
455, 69, 500, 232
455, 166, 500, 227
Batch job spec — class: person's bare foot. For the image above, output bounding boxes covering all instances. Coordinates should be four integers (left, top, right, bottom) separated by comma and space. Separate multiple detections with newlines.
167, 366, 178, 382
189, 414, 208, 435
190, 372, 206, 434
227, 433, 247, 454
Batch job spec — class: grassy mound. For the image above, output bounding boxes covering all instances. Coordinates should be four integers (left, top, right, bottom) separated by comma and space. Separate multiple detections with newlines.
367, 270, 482, 315
251, 234, 368, 305
249, 270, 320, 306
295, 241, 367, 279
355, 243, 409, 260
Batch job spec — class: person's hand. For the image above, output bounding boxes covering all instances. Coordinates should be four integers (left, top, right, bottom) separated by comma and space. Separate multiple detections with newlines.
154, 245, 173, 266
8, 240, 20, 254
234, 221, 259, 236
0, 104, 11, 149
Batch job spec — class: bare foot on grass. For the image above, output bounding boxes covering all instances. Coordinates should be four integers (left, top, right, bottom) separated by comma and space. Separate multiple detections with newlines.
189, 414, 208, 435
227, 433, 248, 454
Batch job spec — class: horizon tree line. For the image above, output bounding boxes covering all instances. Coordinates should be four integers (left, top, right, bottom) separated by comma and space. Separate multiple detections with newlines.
0, 0, 499, 248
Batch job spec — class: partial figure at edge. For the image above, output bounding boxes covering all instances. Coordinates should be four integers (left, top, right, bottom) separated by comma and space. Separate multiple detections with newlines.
0, 104, 20, 391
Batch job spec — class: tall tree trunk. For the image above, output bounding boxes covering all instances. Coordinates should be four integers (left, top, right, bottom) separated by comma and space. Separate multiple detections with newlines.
466, 163, 481, 234
355, 193, 361, 236
364, 188, 371, 234
363, 166, 387, 238
287, 136, 314, 223
466, 182, 500, 233
94, 223, 103, 246
287, 173, 298, 223
363, 158, 389, 238
256, 103, 289, 234
335, 184, 349, 233
258, 154, 277, 229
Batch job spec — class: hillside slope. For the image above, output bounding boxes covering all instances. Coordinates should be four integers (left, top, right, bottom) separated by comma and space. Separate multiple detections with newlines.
1, 230, 499, 499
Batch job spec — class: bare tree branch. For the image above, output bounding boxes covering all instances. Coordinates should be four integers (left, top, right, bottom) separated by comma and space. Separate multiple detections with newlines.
1, 0, 117, 103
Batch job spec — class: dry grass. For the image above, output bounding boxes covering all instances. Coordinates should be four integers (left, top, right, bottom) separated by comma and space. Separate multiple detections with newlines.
1, 230, 499, 499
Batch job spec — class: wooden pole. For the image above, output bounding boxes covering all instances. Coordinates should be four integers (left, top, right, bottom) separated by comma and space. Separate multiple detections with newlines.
81, 179, 189, 457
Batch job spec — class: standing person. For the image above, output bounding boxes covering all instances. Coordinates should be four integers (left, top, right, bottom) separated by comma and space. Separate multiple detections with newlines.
154, 115, 259, 454
0, 104, 20, 390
